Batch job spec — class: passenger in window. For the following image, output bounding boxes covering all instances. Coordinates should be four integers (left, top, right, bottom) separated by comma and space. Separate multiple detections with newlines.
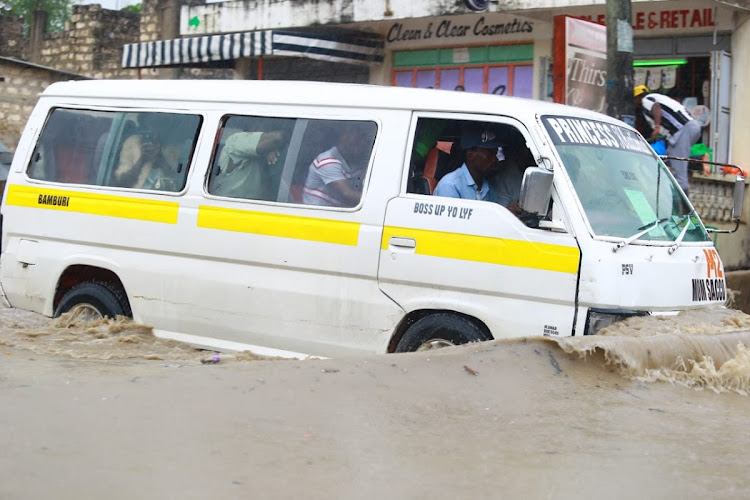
111, 122, 166, 189
302, 125, 369, 208
151, 127, 195, 191
211, 127, 286, 201
433, 125, 501, 202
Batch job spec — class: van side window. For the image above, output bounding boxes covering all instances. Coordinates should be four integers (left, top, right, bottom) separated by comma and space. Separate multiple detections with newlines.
294, 120, 377, 208
28, 108, 202, 192
408, 118, 536, 214
28, 109, 112, 184
407, 118, 463, 195
207, 115, 295, 201
208, 116, 377, 208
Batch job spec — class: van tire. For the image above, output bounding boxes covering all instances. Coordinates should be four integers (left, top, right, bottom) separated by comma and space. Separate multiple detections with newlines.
54, 282, 131, 321
395, 313, 491, 353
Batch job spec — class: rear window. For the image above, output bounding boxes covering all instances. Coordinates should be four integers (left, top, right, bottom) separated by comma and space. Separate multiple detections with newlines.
28, 108, 202, 192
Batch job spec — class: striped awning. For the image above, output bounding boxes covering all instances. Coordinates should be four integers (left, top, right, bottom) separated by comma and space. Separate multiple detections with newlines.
122, 30, 383, 69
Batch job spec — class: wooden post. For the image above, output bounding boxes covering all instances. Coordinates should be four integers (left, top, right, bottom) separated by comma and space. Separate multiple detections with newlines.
30, 10, 48, 63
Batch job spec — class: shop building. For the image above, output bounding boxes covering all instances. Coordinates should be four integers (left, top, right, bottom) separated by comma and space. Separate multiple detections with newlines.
127, 0, 747, 163
121, 0, 750, 265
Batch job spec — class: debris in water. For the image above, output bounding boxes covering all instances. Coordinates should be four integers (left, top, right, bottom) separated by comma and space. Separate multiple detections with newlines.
547, 351, 562, 375
464, 365, 478, 376
201, 353, 221, 364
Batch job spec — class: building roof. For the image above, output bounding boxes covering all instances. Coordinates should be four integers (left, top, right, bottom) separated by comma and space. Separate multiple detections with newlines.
0, 56, 89, 79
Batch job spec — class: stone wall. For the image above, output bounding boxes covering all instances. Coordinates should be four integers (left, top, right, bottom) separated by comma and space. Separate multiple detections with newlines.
140, 0, 161, 42
0, 5, 141, 150
137, 0, 230, 80
37, 5, 140, 79
0, 15, 25, 59
0, 0, 371, 151
0, 60, 86, 149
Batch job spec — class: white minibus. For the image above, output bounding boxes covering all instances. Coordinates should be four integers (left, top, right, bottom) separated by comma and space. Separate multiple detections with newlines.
0, 80, 739, 358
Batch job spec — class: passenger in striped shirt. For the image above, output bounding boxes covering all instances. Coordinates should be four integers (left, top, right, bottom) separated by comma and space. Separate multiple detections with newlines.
302, 126, 368, 207
634, 85, 702, 196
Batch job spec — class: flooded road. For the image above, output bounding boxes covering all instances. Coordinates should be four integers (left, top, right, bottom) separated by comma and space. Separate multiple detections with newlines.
2, 305, 750, 499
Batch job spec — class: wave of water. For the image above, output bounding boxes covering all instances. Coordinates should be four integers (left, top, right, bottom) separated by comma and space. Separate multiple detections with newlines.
2, 305, 750, 394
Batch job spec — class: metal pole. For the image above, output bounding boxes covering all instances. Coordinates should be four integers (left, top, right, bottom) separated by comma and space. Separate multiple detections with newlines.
605, 0, 634, 124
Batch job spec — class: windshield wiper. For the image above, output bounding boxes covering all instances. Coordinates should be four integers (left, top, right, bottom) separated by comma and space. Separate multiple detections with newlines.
613, 213, 697, 254
612, 218, 669, 253
637, 217, 671, 231
668, 211, 696, 255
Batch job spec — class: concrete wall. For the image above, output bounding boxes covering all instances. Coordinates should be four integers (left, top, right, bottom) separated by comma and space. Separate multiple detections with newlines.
711, 12, 750, 270
179, 0, 687, 36
731, 13, 749, 175
726, 270, 750, 313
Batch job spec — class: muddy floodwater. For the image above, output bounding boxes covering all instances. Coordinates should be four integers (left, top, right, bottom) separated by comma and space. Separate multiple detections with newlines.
2, 305, 750, 499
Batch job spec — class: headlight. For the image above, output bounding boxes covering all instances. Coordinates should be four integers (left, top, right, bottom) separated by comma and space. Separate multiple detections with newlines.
584, 308, 649, 335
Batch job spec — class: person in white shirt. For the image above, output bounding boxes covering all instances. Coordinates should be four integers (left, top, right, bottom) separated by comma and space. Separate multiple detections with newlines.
302, 125, 369, 207
634, 85, 702, 197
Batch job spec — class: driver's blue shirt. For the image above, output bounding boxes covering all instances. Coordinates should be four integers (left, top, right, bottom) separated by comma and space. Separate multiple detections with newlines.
433, 164, 497, 202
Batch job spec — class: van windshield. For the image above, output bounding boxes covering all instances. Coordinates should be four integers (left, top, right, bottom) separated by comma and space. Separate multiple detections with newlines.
542, 115, 710, 243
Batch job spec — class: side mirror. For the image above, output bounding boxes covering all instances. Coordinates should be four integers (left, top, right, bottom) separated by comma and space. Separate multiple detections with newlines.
732, 175, 745, 220
519, 166, 553, 216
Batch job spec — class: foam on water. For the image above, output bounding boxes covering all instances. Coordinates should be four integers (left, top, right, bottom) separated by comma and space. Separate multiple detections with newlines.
2, 305, 750, 393
554, 307, 750, 394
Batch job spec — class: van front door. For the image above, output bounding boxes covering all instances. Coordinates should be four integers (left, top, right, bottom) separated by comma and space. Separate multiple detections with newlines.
378, 115, 581, 340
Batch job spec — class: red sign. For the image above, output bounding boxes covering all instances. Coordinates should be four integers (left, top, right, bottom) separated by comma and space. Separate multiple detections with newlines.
579, 8, 714, 31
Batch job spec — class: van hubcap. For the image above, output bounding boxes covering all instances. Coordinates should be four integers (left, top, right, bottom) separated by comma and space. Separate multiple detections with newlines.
416, 339, 455, 351
68, 303, 103, 322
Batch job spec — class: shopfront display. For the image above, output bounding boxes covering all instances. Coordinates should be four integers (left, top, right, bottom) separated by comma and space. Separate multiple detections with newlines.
392, 44, 534, 97
373, 12, 548, 98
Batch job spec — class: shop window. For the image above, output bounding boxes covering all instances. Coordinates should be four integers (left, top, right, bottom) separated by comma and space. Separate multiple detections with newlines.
394, 63, 534, 97
208, 116, 377, 209
464, 67, 485, 93
439, 69, 460, 91
28, 108, 202, 192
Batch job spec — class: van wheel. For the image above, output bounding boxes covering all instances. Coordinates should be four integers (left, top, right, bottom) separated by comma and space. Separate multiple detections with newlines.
54, 282, 131, 321
395, 313, 491, 353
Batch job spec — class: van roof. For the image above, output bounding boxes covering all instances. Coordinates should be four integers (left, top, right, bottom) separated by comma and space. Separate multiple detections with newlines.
42, 79, 625, 127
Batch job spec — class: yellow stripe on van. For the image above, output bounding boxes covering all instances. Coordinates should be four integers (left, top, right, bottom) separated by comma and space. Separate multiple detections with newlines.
198, 205, 360, 246
5, 185, 179, 224
382, 226, 580, 274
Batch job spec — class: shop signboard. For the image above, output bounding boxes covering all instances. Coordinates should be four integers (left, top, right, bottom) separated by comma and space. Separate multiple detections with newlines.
566, 0, 733, 36
553, 16, 607, 113
372, 12, 551, 49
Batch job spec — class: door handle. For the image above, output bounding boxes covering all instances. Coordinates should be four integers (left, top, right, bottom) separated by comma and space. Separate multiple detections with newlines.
389, 236, 416, 249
